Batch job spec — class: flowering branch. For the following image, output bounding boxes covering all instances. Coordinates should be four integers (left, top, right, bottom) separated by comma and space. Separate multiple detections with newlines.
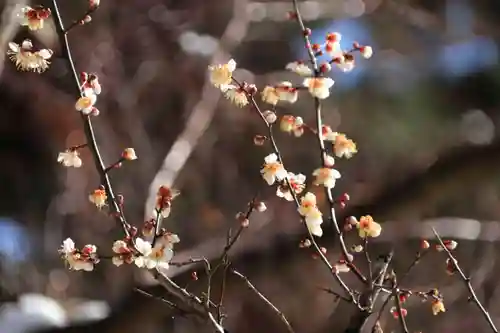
432, 228, 499, 333
10, 0, 496, 332
50, 0, 131, 237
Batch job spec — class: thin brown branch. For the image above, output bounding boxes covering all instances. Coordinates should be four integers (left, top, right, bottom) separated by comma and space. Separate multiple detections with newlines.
232, 269, 295, 333
432, 228, 499, 333
51, 1, 226, 331
392, 275, 409, 333
290, 0, 367, 286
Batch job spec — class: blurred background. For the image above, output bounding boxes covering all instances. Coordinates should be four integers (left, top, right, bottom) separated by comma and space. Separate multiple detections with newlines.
1, 0, 500, 332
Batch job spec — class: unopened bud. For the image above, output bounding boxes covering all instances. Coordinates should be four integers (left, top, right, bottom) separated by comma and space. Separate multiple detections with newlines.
263, 110, 277, 124
253, 135, 267, 146
421, 240, 430, 249
254, 201, 267, 212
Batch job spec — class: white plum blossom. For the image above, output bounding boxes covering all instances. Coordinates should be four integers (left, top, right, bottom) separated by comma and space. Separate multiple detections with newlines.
303, 77, 335, 99
57, 150, 82, 168
223, 85, 249, 107
15, 6, 51, 31
208, 59, 236, 89
7, 39, 53, 73
332, 133, 357, 158
260, 153, 287, 185
298, 192, 323, 237
286, 61, 313, 76
75, 89, 98, 115
134, 238, 173, 270
112, 240, 134, 267
312, 167, 341, 189
276, 172, 306, 201
275, 81, 298, 103
59, 238, 97, 271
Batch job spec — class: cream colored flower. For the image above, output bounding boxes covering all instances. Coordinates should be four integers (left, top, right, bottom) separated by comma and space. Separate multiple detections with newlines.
276, 172, 306, 201
75, 89, 98, 115
357, 215, 381, 238
122, 148, 137, 161
260, 153, 286, 185
298, 192, 323, 237
134, 238, 173, 270
7, 39, 52, 73
275, 81, 298, 103
325, 41, 343, 58
286, 61, 313, 76
223, 85, 249, 107
57, 150, 82, 168
321, 125, 337, 141
334, 55, 355, 73
303, 77, 334, 99
208, 59, 236, 89
112, 240, 134, 267
431, 300, 445, 315
279, 115, 304, 137
59, 238, 97, 271
16, 6, 51, 31
89, 188, 107, 208
262, 86, 280, 105
312, 167, 341, 189
360, 46, 373, 59
333, 133, 357, 158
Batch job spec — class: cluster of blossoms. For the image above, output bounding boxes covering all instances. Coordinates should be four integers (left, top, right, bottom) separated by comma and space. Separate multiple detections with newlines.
10, 2, 490, 332
390, 288, 446, 319
60, 185, 181, 271
7, 1, 99, 73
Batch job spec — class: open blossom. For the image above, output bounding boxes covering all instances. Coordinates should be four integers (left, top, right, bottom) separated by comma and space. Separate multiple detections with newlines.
134, 237, 173, 270
223, 85, 249, 107
59, 238, 98, 271
89, 188, 107, 208
7, 39, 53, 73
16, 6, 51, 31
57, 150, 82, 168
208, 59, 236, 89
333, 133, 357, 158
357, 215, 382, 238
155, 185, 180, 218
325, 40, 343, 58
286, 61, 313, 76
260, 153, 287, 185
303, 77, 335, 99
332, 54, 355, 73
431, 300, 446, 315
277, 172, 306, 201
280, 115, 304, 137
122, 148, 137, 161
312, 167, 341, 189
75, 89, 98, 115
112, 240, 134, 266
298, 192, 323, 237
275, 81, 298, 103
261, 86, 280, 105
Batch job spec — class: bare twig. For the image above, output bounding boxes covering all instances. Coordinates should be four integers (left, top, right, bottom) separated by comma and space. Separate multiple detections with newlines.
432, 228, 498, 333
232, 269, 295, 333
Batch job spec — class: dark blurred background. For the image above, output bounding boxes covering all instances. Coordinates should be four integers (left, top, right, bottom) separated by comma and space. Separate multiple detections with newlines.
1, 0, 500, 332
